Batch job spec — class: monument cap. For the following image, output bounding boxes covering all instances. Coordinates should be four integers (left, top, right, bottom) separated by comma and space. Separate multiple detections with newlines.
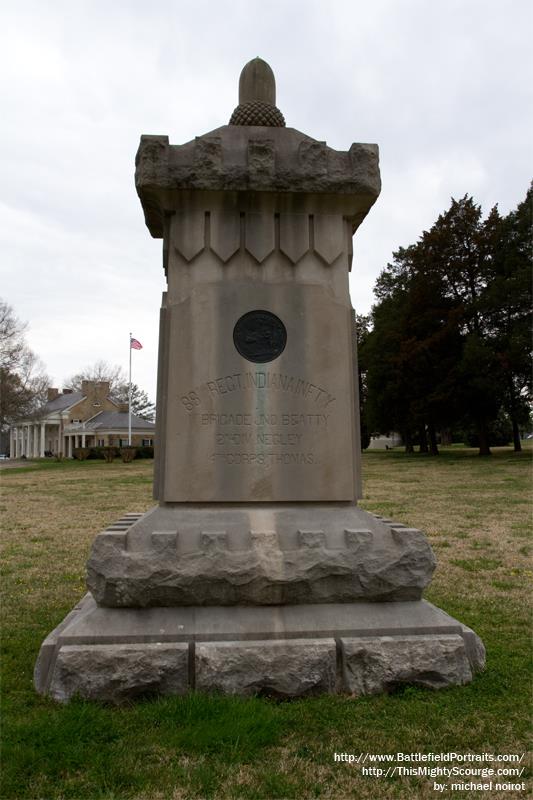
230, 57, 285, 127
239, 57, 276, 105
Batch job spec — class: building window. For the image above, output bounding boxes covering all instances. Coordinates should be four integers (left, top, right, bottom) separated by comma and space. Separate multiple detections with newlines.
119, 439, 128, 447
142, 439, 153, 446
97, 439, 105, 447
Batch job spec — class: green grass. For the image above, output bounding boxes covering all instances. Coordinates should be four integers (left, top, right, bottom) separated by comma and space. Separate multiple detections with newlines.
1, 449, 532, 799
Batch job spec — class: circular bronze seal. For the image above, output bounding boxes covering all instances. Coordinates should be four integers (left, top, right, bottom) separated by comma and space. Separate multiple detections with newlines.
233, 310, 287, 363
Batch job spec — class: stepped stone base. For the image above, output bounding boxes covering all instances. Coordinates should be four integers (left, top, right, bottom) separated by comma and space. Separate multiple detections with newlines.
35, 594, 485, 703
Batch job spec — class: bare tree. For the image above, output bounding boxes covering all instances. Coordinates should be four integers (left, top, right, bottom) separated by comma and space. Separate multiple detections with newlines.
64, 360, 127, 395
0, 299, 50, 429
0, 300, 28, 372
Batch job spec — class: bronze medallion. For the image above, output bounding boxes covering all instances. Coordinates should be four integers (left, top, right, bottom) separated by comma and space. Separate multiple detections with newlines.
233, 310, 287, 363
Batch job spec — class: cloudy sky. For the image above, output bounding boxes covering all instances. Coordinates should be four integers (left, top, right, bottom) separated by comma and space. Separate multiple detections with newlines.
2, 0, 531, 400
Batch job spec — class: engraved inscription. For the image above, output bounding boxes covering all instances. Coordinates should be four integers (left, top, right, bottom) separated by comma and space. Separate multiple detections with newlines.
178, 372, 338, 470
211, 452, 315, 465
180, 390, 201, 412
179, 371, 336, 412
198, 413, 329, 427
189, 410, 330, 467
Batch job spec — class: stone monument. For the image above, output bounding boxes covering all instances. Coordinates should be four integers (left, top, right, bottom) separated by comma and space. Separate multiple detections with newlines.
35, 59, 485, 702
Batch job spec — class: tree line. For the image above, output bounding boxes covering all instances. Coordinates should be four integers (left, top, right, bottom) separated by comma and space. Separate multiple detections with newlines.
358, 184, 532, 456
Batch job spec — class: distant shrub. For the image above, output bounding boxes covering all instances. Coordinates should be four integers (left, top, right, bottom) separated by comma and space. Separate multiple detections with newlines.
135, 445, 154, 459
73, 447, 91, 461
85, 447, 104, 459
120, 447, 137, 463
102, 446, 118, 463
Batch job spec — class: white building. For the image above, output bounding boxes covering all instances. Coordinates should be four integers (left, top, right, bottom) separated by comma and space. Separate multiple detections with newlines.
9, 381, 155, 458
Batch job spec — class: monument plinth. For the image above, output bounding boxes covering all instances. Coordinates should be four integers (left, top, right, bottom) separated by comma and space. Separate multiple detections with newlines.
35, 60, 484, 702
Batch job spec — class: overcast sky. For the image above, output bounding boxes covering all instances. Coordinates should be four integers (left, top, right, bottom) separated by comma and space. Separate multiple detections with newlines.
2, 0, 531, 400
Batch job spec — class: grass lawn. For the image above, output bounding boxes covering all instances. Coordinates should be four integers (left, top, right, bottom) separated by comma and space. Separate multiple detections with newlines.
1, 449, 531, 799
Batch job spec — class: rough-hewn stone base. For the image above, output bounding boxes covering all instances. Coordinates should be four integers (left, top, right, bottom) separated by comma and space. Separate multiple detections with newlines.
86, 505, 436, 607
35, 594, 485, 703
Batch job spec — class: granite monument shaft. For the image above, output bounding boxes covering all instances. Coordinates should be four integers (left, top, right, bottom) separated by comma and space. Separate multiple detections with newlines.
35, 59, 485, 702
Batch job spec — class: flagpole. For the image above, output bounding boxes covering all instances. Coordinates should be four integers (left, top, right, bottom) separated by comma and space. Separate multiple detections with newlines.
128, 332, 132, 446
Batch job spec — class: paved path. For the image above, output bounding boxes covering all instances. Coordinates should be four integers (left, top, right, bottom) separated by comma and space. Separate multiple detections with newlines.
0, 459, 38, 470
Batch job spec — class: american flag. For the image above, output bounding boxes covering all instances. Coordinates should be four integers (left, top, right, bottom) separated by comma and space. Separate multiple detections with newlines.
130, 337, 143, 350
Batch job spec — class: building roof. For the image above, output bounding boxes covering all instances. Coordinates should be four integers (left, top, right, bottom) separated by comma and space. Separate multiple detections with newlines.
84, 411, 155, 431
41, 391, 84, 414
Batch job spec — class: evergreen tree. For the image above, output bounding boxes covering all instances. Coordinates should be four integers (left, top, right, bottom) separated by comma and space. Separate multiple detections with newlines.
114, 383, 156, 422
485, 184, 532, 450
363, 189, 531, 456
363, 238, 462, 454
422, 196, 504, 455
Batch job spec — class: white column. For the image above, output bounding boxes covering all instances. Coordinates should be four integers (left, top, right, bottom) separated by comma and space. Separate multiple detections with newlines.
40, 423, 45, 457
81, 434, 86, 447
21, 426, 26, 457
9, 428, 14, 458
68, 436, 73, 458
14, 428, 18, 458
58, 426, 62, 456
32, 425, 37, 457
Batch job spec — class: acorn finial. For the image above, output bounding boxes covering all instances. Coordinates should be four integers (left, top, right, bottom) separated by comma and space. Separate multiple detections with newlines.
229, 58, 285, 127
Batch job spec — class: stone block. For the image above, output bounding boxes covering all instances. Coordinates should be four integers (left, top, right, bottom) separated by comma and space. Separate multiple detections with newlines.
195, 639, 337, 697
210, 210, 241, 262
173, 210, 206, 261
344, 529, 373, 550
298, 141, 327, 175
340, 634, 474, 695
279, 213, 310, 263
48, 643, 189, 704
245, 212, 275, 262
248, 138, 275, 180
313, 214, 345, 264
297, 529, 326, 547
151, 531, 178, 555
193, 136, 222, 175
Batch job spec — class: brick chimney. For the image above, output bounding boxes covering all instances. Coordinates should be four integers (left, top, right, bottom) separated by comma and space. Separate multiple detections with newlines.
47, 388, 59, 401
95, 381, 110, 403
118, 402, 129, 413
81, 380, 111, 406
